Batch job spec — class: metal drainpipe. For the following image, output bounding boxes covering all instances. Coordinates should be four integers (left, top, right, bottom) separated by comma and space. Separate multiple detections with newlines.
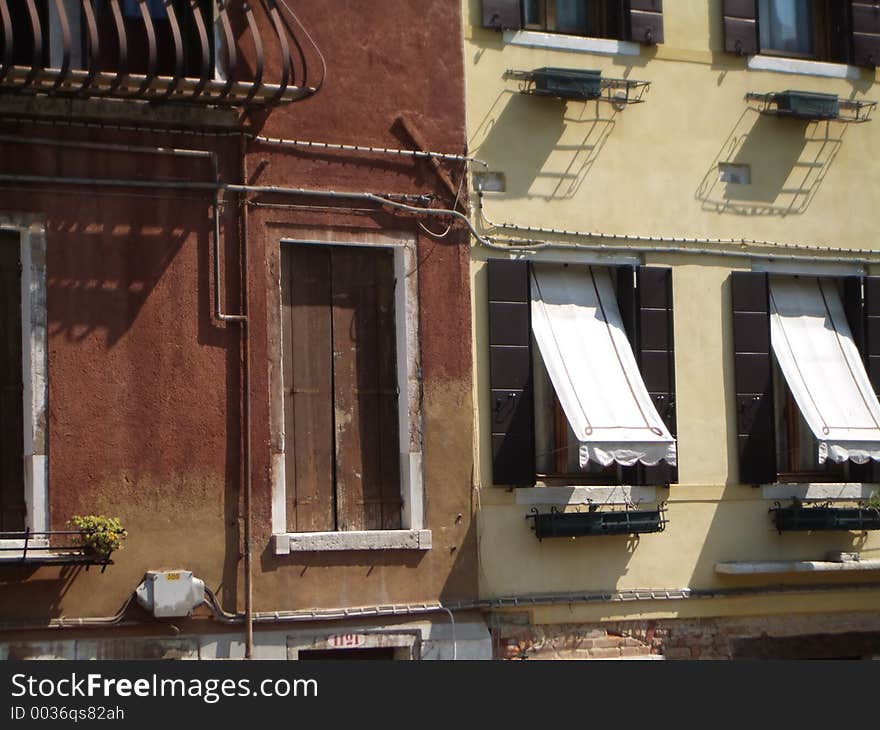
239, 135, 254, 659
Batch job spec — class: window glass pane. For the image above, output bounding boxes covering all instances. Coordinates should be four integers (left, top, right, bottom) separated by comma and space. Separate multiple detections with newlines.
555, 0, 589, 34
758, 0, 814, 55
523, 0, 541, 26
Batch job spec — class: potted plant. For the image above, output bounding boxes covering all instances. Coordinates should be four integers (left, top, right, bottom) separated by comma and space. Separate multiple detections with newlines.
67, 515, 128, 558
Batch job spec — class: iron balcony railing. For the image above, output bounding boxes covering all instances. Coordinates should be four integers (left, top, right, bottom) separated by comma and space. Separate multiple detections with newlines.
0, 0, 320, 108
0, 528, 115, 568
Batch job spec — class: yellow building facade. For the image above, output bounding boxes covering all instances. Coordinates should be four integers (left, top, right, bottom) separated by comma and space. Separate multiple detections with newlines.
466, 0, 880, 659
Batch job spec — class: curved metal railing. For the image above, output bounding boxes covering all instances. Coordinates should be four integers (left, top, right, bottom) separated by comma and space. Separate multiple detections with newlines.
0, 0, 320, 108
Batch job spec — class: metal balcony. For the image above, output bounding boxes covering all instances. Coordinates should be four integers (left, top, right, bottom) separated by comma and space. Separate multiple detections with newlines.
0, 0, 320, 108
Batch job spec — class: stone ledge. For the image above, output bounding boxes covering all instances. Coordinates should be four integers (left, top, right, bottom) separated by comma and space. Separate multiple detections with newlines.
716, 560, 880, 575
274, 529, 432, 555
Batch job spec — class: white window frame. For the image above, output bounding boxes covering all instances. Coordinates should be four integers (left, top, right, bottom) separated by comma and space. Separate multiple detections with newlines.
0, 215, 48, 555
270, 231, 429, 554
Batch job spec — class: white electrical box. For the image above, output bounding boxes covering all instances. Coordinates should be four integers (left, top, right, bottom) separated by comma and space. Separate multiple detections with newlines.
136, 571, 206, 618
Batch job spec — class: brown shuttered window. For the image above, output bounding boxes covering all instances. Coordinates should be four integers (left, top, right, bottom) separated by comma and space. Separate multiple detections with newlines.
488, 260, 676, 487
724, 1, 872, 66
481, 1, 663, 43
488, 259, 535, 487
281, 244, 401, 533
0, 233, 24, 532
852, 1, 880, 66
731, 271, 776, 485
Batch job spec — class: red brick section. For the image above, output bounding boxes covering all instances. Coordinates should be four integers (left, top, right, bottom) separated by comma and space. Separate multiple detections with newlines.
491, 611, 880, 660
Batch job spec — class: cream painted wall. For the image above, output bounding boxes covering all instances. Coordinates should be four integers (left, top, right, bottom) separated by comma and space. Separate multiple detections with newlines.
465, 0, 880, 610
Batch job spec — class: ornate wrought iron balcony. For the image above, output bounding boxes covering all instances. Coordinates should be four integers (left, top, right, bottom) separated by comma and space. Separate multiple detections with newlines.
0, 0, 320, 108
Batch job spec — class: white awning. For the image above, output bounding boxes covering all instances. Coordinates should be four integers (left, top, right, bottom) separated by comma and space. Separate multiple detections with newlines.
529, 264, 677, 468
769, 275, 880, 464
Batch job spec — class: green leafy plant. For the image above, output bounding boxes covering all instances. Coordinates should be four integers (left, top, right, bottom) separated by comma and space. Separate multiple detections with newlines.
867, 491, 880, 511
67, 515, 127, 557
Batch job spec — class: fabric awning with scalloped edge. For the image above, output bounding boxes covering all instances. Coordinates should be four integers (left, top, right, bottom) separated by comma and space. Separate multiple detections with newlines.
769, 275, 880, 464
529, 264, 677, 469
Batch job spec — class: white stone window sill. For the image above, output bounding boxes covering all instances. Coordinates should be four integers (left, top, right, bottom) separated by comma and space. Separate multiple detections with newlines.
747, 54, 861, 80
762, 483, 877, 502
502, 30, 641, 57
516, 485, 658, 506
717, 560, 880, 575
274, 529, 432, 555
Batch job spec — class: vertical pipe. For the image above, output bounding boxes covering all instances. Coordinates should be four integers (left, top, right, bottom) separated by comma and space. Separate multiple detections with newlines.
239, 133, 253, 659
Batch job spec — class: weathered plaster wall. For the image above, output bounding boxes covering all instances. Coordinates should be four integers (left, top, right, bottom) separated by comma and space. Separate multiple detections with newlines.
0, 0, 475, 629
465, 0, 880, 616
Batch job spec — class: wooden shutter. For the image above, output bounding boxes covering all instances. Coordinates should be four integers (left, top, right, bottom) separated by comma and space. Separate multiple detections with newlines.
627, 0, 664, 44
723, 0, 758, 55
731, 271, 776, 485
854, 276, 880, 482
282, 245, 401, 533
488, 259, 535, 487
331, 247, 401, 531
636, 267, 677, 486
282, 245, 336, 533
0, 233, 24, 532
482, 0, 522, 30
843, 276, 873, 482
852, 1, 880, 67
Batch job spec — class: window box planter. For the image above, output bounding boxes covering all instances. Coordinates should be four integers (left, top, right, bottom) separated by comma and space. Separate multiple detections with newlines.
770, 504, 880, 533
527, 507, 667, 540
530, 67, 603, 100
773, 90, 840, 120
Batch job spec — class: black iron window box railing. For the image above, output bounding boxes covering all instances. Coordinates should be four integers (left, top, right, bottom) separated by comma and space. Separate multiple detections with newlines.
746, 91, 876, 122
506, 67, 650, 105
0, 529, 114, 569
527, 506, 667, 540
770, 504, 880, 533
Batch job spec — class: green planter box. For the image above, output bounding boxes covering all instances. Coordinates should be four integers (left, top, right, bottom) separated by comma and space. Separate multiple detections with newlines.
770, 505, 880, 532
527, 508, 667, 540
774, 91, 840, 120
531, 68, 602, 100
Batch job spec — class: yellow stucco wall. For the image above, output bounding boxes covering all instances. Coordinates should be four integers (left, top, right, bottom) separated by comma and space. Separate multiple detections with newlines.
465, 0, 880, 620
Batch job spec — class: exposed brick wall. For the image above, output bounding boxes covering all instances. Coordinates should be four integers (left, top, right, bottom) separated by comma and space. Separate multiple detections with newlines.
490, 611, 880, 660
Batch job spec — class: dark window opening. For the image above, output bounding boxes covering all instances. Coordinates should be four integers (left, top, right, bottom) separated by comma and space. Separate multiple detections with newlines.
757, 0, 852, 63
523, 0, 623, 39
297, 648, 399, 661
533, 331, 622, 485
772, 356, 849, 483
0, 232, 24, 533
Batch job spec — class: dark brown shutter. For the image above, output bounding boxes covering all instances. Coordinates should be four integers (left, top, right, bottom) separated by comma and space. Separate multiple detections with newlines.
723, 0, 758, 55
731, 271, 776, 485
636, 267, 677, 486
843, 276, 873, 482
0, 233, 24, 532
615, 266, 640, 486
852, 2, 880, 66
627, 0, 664, 44
861, 276, 880, 481
482, 0, 522, 30
331, 247, 401, 531
488, 259, 535, 487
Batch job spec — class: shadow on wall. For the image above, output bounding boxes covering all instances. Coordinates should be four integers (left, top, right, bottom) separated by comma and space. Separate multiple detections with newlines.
0, 563, 88, 621
686, 483, 875, 591
695, 107, 848, 217
47, 207, 195, 347
472, 91, 618, 200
